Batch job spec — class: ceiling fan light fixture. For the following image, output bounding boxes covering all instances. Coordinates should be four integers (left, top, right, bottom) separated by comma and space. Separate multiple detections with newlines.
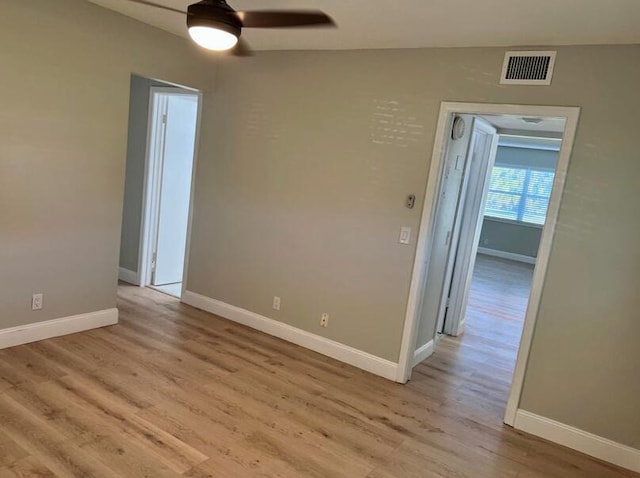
186, 1, 242, 51
126, 0, 335, 57
188, 25, 238, 51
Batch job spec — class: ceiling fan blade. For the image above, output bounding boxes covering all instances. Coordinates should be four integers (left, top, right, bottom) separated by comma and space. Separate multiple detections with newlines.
231, 38, 253, 57
237, 10, 335, 29
124, 0, 186, 14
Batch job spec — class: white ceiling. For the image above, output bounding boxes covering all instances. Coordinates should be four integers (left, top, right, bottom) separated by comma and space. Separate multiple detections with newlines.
481, 115, 566, 134
89, 0, 640, 51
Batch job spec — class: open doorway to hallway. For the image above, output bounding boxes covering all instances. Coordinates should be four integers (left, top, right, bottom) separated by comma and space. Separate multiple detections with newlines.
118, 74, 200, 299
397, 103, 579, 426
427, 121, 564, 413
439, 117, 564, 338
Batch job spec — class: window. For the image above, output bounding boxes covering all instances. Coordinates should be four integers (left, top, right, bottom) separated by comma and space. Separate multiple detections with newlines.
484, 166, 554, 225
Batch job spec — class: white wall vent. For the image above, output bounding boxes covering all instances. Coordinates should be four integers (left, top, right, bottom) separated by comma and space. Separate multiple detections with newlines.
500, 51, 556, 85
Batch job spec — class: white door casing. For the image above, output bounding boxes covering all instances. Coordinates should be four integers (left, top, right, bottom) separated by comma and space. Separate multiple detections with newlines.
441, 118, 499, 336
396, 103, 580, 431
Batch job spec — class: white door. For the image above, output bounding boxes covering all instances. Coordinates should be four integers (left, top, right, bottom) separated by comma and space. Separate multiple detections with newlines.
413, 115, 474, 360
152, 94, 198, 286
441, 118, 498, 335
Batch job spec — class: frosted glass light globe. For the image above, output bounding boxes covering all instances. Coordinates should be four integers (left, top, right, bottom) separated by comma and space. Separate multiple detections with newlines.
188, 26, 238, 51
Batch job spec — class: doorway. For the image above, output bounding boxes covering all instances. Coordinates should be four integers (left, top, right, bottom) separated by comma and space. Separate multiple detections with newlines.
118, 76, 200, 300
439, 116, 565, 338
143, 88, 199, 298
396, 103, 580, 427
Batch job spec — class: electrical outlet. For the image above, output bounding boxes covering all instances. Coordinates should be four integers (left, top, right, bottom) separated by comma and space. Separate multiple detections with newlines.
320, 313, 329, 327
32, 293, 43, 311
272, 296, 281, 311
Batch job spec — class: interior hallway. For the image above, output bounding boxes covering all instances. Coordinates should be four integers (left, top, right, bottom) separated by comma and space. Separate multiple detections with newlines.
0, 281, 635, 476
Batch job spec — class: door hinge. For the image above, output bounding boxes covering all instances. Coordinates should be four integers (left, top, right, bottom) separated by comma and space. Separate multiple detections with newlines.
161, 114, 167, 125
445, 230, 452, 246
151, 253, 157, 271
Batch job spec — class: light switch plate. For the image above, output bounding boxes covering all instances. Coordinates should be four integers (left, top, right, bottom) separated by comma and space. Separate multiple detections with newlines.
399, 227, 411, 245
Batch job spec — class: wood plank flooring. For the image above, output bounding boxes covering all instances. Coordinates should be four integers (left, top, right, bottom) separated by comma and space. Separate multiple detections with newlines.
445, 253, 536, 370
0, 272, 636, 477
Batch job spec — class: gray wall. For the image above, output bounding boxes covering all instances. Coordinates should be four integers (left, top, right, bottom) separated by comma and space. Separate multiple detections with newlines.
479, 145, 559, 258
0, 0, 212, 329
495, 144, 559, 170
119, 75, 177, 274
479, 219, 542, 257
2, 0, 638, 453
188, 46, 640, 449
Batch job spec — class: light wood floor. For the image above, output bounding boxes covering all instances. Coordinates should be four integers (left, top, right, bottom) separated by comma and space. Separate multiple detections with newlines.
0, 275, 636, 477
446, 253, 536, 370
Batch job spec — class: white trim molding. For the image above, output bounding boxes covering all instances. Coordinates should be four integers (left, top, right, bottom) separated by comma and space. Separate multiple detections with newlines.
515, 410, 640, 473
477, 247, 536, 265
182, 291, 398, 381
0, 309, 119, 350
412, 340, 434, 367
118, 267, 139, 285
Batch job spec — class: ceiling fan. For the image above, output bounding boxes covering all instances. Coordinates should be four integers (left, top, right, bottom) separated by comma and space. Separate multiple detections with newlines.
124, 0, 335, 55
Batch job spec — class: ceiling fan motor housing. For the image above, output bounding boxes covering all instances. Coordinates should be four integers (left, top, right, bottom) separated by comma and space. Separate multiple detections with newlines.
187, 0, 242, 38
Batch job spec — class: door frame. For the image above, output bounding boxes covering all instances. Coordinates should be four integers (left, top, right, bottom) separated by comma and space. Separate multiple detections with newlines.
440, 117, 499, 336
422, 115, 478, 350
395, 102, 580, 427
138, 86, 202, 292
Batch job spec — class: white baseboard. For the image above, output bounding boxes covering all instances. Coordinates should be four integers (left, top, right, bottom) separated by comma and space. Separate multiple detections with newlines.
182, 291, 398, 381
412, 340, 434, 367
0, 309, 119, 350
514, 410, 640, 473
118, 267, 139, 285
478, 247, 536, 264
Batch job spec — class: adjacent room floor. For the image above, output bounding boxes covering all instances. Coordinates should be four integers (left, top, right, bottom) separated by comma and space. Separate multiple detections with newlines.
456, 253, 535, 359
0, 282, 635, 477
